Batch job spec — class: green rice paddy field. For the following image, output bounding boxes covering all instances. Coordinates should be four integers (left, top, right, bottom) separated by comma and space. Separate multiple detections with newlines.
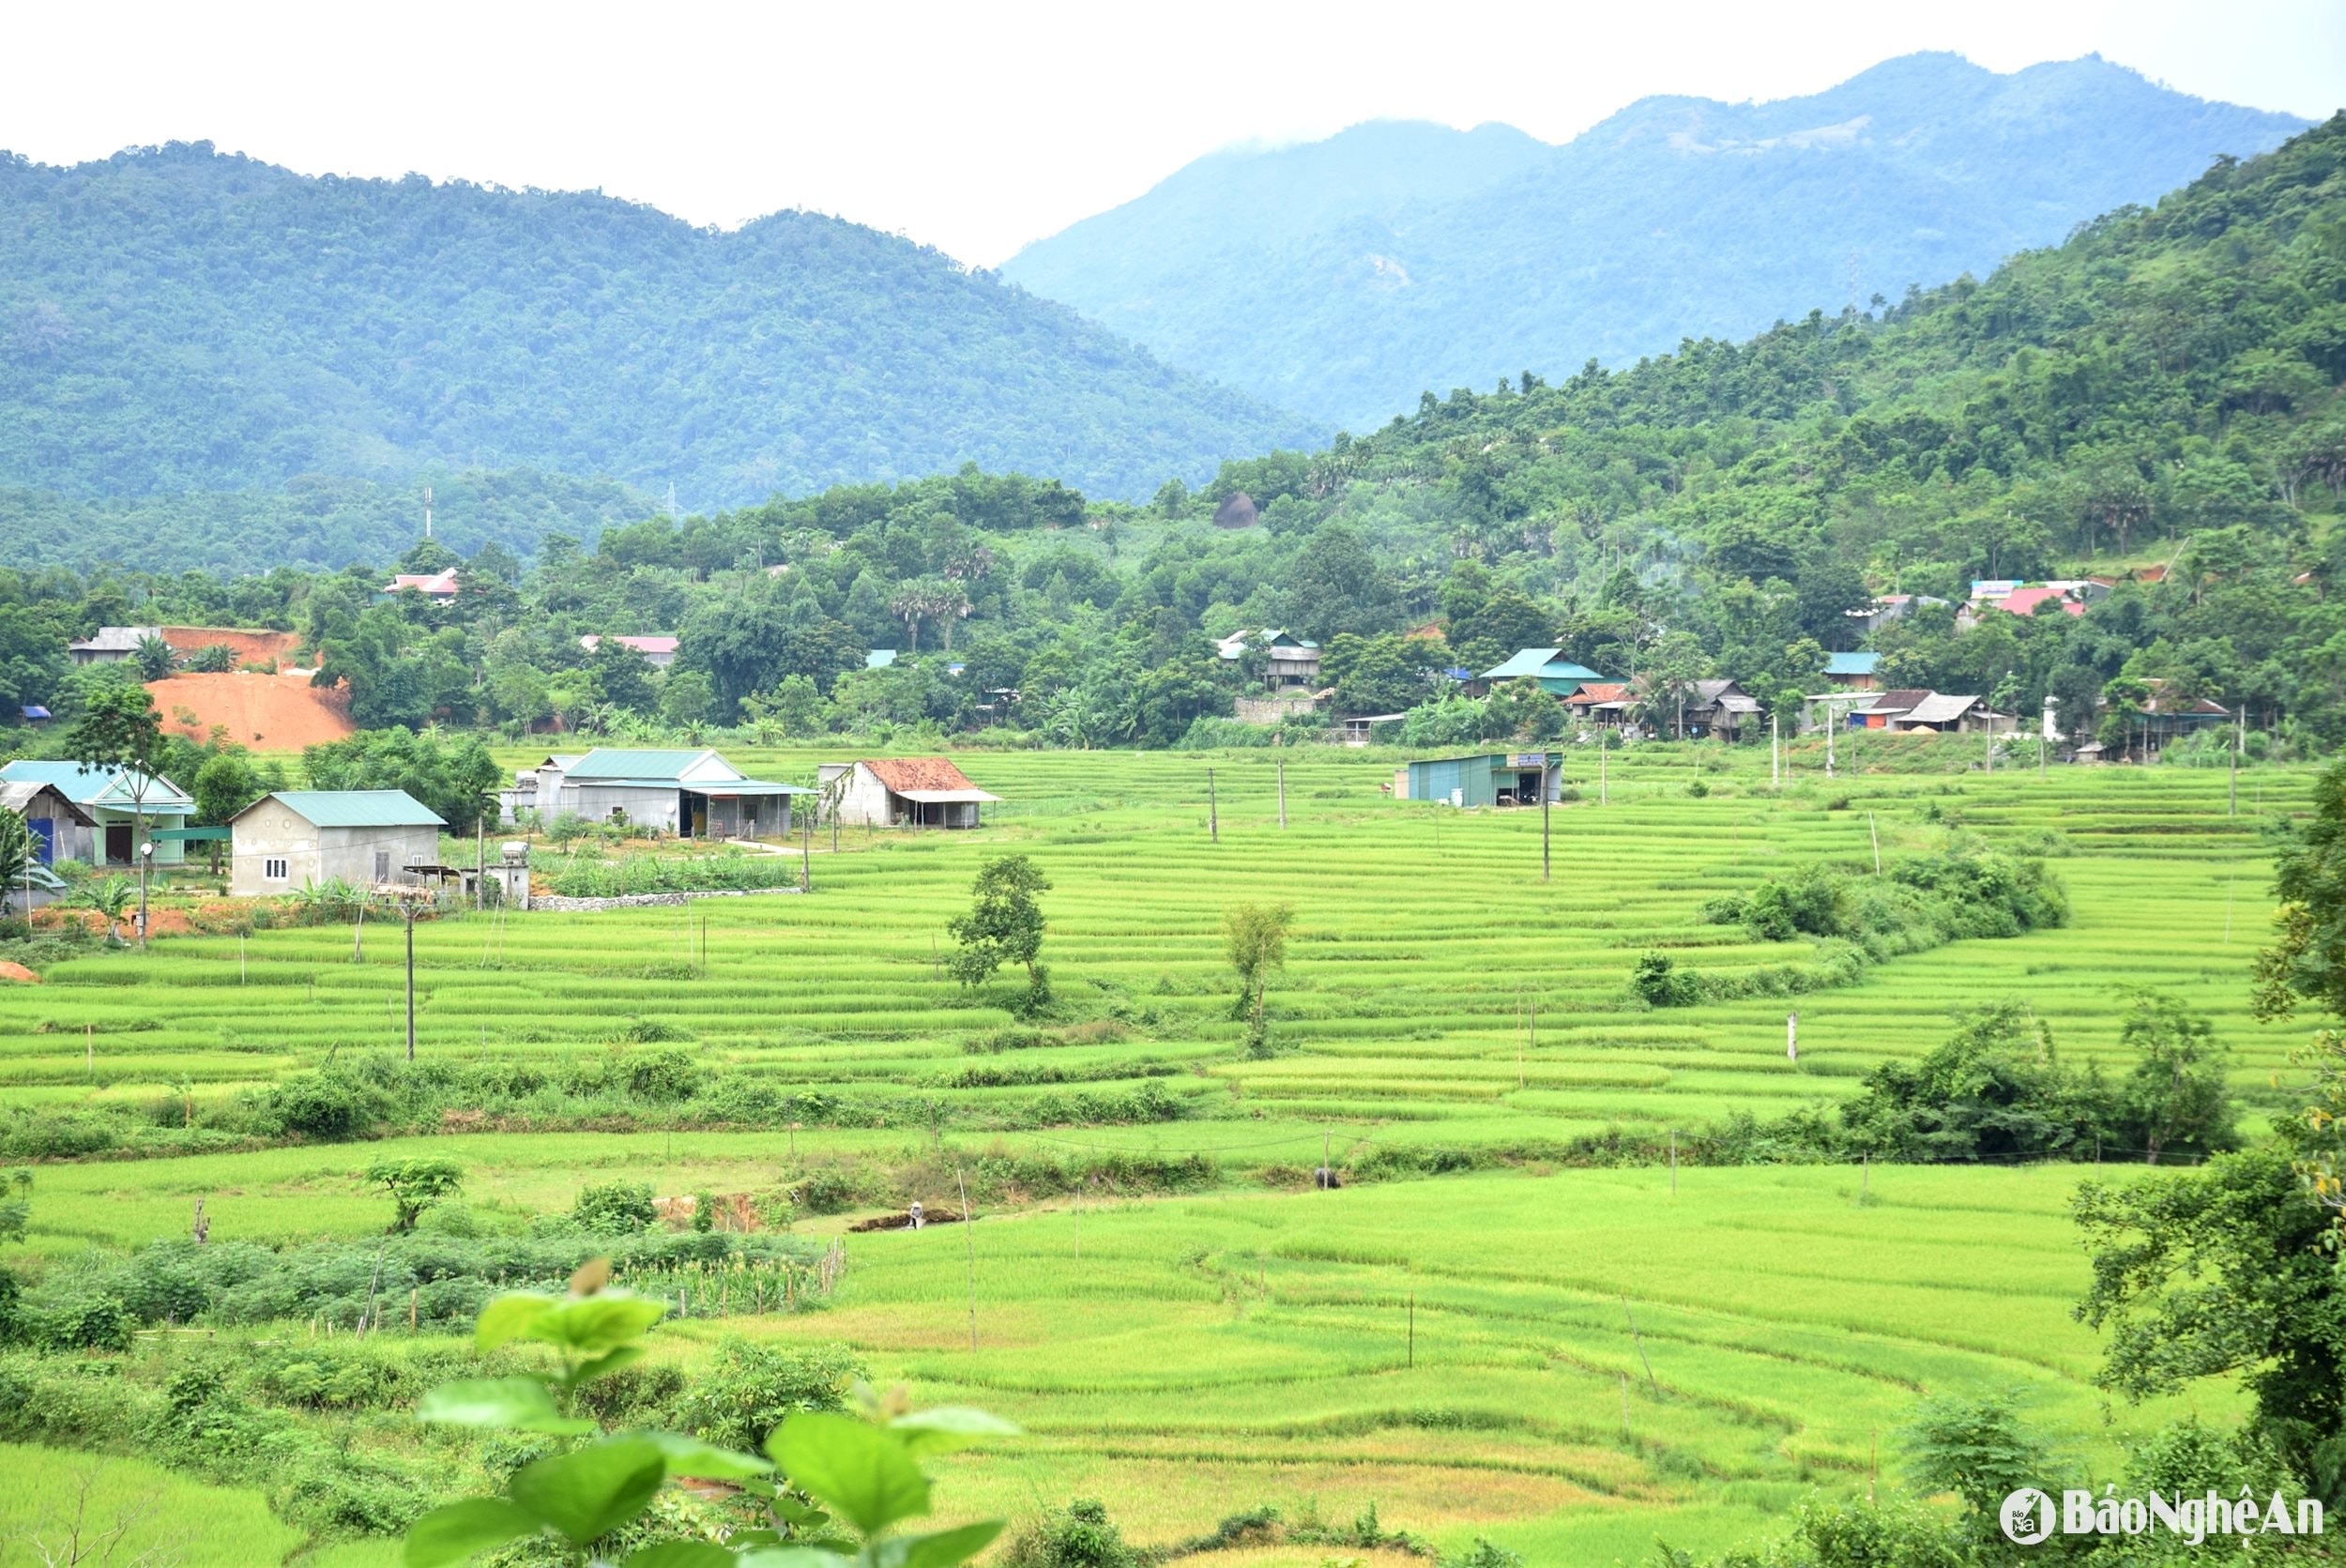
0, 745, 2309, 1561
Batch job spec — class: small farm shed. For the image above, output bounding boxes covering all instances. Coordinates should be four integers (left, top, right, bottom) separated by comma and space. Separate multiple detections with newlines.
0, 780, 93, 867
1823, 651, 1881, 692
0, 761, 193, 866
1683, 679, 1761, 740
819, 758, 1001, 829
515, 748, 808, 839
1398, 752, 1561, 808
229, 790, 445, 896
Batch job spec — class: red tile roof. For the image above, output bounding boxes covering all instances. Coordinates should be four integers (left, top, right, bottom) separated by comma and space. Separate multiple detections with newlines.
864, 757, 983, 794
1567, 682, 1631, 705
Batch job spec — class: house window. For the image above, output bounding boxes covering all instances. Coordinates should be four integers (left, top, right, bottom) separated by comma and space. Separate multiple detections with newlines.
373, 850, 391, 881
264, 858, 288, 880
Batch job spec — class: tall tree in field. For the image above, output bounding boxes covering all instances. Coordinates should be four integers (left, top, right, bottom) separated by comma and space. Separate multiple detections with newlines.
947, 855, 1051, 1015
1224, 901, 1296, 1058
65, 682, 165, 949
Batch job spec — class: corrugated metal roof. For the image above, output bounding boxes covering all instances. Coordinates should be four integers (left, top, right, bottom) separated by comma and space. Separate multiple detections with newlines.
1483, 647, 1561, 678
0, 780, 91, 821
254, 790, 446, 828
1899, 693, 1981, 726
566, 748, 736, 783
0, 760, 192, 810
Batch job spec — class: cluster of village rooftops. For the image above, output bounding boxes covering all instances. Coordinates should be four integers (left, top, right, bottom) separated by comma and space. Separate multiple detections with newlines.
0, 751, 998, 908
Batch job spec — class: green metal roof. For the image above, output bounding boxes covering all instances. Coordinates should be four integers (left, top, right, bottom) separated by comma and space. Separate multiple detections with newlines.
256, 790, 446, 828
564, 748, 715, 782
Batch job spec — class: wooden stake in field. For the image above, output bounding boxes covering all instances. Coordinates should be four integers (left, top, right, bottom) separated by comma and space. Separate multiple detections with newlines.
956, 1165, 978, 1352
1277, 758, 1287, 830
1599, 741, 1607, 806
1408, 1291, 1415, 1369
1622, 1297, 1658, 1393
2231, 708, 2243, 817
476, 819, 485, 911
404, 903, 418, 1060
1541, 782, 1550, 882
1771, 713, 1779, 789
1669, 1130, 1677, 1195
1868, 813, 1881, 875
239, 934, 247, 984
1207, 768, 1218, 843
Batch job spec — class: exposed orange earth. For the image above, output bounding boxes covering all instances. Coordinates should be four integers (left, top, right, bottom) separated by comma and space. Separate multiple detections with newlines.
0, 961, 38, 983
145, 671, 357, 749
156, 626, 305, 665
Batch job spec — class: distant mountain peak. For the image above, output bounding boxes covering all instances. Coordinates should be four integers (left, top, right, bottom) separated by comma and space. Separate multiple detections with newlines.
1001, 52, 2308, 429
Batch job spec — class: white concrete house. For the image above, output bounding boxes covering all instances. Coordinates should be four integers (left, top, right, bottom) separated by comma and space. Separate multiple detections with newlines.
510, 748, 807, 839
816, 758, 1000, 830
229, 790, 446, 896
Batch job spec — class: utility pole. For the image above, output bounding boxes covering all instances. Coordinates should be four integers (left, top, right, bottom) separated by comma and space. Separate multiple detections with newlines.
2230, 707, 2243, 817
1207, 769, 1218, 842
1771, 713, 1779, 788
1541, 777, 1551, 882
475, 818, 485, 912
800, 810, 812, 893
423, 484, 434, 539
404, 900, 417, 1061
1825, 711, 1836, 779
1599, 740, 1607, 806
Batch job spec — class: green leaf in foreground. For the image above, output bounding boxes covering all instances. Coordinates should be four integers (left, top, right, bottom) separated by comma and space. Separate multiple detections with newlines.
509, 1437, 667, 1545
887, 1407, 1023, 1459
768, 1411, 931, 1537
403, 1498, 540, 1567
875, 1519, 1006, 1567
417, 1376, 595, 1435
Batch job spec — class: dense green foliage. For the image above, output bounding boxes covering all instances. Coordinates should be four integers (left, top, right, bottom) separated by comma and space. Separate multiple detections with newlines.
0, 143, 1316, 513
1004, 53, 2307, 427
0, 113, 2339, 757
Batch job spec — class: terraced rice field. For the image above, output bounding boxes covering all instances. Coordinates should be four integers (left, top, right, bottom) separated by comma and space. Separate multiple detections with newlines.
0, 747, 2307, 1152
0, 747, 2304, 1560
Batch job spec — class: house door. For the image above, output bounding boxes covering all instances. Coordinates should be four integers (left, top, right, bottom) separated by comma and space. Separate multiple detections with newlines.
104, 823, 132, 864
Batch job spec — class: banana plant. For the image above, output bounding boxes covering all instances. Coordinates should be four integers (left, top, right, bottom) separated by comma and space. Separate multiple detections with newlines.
405, 1258, 1015, 1567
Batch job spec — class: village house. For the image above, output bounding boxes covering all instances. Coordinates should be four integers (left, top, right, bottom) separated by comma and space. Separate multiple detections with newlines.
380, 569, 460, 603
1842, 594, 1949, 635
1851, 691, 2010, 734
510, 748, 809, 839
1394, 751, 1562, 808
229, 790, 446, 896
1563, 682, 1633, 727
0, 760, 194, 865
1215, 630, 1323, 689
1682, 679, 1761, 740
577, 634, 679, 670
1480, 648, 1607, 697
0, 779, 93, 867
67, 626, 159, 665
1823, 651, 1881, 692
818, 758, 1001, 829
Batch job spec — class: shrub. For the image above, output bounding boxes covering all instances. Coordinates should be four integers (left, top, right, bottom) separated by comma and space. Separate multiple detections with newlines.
571, 1180, 658, 1233
664, 1338, 864, 1453
999, 1499, 1150, 1568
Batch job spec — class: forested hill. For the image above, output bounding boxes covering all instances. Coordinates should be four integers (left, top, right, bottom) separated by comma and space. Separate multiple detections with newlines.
0, 144, 1318, 510
1002, 53, 2308, 429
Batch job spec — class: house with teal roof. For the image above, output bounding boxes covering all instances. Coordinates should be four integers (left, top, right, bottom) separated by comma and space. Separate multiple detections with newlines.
1479, 648, 1608, 697
0, 760, 193, 867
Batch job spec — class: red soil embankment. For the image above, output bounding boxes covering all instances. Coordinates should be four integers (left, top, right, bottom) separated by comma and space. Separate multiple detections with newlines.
147, 671, 357, 749
157, 627, 307, 667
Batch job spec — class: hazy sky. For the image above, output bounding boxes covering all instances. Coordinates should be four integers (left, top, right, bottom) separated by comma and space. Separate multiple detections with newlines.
5, 0, 2340, 266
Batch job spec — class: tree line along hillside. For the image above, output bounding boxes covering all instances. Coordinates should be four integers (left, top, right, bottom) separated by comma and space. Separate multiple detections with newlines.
0, 143, 1318, 510
0, 115, 2339, 754
1003, 52, 2309, 429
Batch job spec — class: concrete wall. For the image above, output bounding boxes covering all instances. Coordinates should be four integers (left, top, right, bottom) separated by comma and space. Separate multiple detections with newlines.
826, 764, 900, 828
232, 799, 438, 895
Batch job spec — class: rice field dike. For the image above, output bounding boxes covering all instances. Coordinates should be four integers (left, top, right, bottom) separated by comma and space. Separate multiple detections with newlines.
0, 741, 2317, 1564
